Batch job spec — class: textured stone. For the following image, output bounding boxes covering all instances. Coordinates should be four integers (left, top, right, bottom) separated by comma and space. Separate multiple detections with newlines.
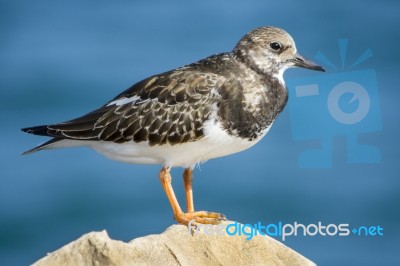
33, 221, 315, 266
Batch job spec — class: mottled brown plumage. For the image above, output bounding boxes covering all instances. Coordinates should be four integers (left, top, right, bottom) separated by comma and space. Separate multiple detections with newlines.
22, 26, 324, 226
23, 53, 287, 149
22, 26, 323, 161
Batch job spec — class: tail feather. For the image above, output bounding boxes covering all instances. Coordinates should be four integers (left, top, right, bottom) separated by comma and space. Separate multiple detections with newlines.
21, 138, 63, 155
21, 124, 93, 155
21, 125, 51, 137
22, 104, 112, 154
22, 124, 71, 154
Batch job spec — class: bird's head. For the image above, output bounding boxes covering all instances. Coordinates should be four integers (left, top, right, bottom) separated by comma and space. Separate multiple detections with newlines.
233, 26, 325, 80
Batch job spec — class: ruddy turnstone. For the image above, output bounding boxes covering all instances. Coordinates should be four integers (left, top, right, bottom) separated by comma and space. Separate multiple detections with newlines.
22, 26, 324, 225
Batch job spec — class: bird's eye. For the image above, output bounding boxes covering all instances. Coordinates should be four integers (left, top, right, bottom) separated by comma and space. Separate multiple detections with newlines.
270, 42, 282, 51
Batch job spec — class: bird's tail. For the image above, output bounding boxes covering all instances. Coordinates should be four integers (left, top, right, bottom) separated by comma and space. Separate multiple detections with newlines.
21, 125, 61, 155
21, 138, 63, 155
21, 125, 51, 137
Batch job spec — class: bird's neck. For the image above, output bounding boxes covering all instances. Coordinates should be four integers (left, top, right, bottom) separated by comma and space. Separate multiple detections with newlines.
207, 52, 289, 142
234, 48, 282, 77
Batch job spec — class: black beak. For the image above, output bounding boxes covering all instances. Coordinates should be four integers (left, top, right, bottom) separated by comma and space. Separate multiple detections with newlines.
292, 53, 325, 72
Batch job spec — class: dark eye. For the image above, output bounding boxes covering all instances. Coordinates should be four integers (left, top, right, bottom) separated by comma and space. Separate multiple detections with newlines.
270, 42, 282, 51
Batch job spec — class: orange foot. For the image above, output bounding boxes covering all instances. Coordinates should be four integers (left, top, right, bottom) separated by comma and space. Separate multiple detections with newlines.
159, 167, 227, 226
175, 211, 226, 225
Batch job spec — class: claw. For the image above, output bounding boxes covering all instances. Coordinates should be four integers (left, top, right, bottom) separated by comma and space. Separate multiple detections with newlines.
175, 211, 227, 225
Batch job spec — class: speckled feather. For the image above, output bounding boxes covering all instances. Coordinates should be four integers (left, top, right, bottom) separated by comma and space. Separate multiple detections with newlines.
50, 69, 218, 146
20, 26, 318, 160
24, 53, 287, 148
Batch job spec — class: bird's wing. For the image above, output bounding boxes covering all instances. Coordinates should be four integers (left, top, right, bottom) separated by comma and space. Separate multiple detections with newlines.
36, 69, 228, 146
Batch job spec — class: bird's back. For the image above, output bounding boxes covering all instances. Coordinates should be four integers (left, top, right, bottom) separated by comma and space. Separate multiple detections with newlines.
22, 51, 288, 161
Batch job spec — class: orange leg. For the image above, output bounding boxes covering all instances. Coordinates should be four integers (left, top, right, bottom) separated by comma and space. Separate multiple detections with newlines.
183, 168, 194, 213
159, 167, 182, 216
159, 167, 226, 225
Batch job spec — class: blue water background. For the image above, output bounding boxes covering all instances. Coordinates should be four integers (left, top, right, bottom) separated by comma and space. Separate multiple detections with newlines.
1, 1, 399, 265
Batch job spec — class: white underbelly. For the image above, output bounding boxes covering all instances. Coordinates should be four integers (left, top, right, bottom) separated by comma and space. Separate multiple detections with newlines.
89, 121, 272, 168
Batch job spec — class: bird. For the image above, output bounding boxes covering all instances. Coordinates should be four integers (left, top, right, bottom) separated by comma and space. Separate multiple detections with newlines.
22, 26, 324, 225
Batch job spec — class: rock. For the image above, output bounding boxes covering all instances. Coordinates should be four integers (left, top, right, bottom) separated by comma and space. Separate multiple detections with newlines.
33, 221, 315, 266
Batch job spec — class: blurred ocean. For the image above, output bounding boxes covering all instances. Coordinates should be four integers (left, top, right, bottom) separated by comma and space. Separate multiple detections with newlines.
1, 1, 399, 265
